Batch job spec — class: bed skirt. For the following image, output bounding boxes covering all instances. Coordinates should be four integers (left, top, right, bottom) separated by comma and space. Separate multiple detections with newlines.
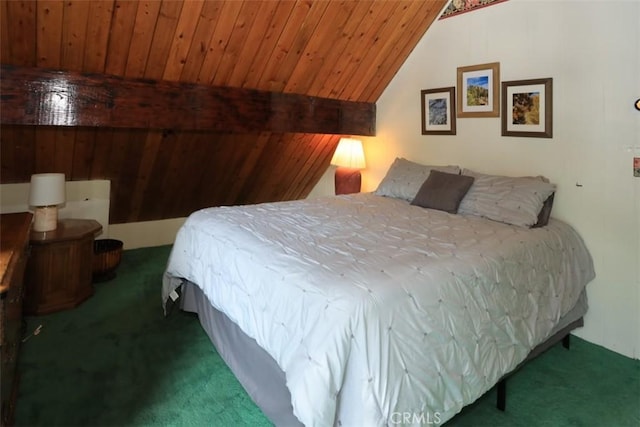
179, 281, 587, 426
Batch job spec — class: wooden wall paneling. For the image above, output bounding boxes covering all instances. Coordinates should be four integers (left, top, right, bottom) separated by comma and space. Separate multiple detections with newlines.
226, 0, 282, 88
139, 129, 180, 221
52, 127, 75, 178
0, 126, 35, 183
0, 127, 17, 182
279, 133, 320, 200
16, 126, 36, 182
261, 1, 331, 93
1, 2, 11, 63
325, 0, 400, 100
159, 131, 205, 219
70, 127, 96, 181
238, 0, 295, 89
361, 1, 444, 102
196, 0, 244, 85
88, 128, 114, 179
187, 133, 223, 210
103, 0, 137, 76
177, 0, 224, 82
214, 134, 260, 206
250, 133, 305, 203
36, 0, 63, 68
305, 134, 342, 195
197, 134, 235, 207
283, 133, 334, 200
4, 0, 37, 66
110, 130, 147, 223
124, 0, 162, 78
234, 132, 282, 204
284, 0, 357, 96
101, 128, 129, 222
255, 0, 318, 92
225, 132, 272, 205
161, 0, 205, 82
143, 0, 184, 80
83, 0, 114, 73
299, 134, 336, 197
296, 133, 339, 198
128, 130, 163, 221
210, 1, 260, 87
169, 132, 219, 215
273, 133, 317, 201
304, 0, 374, 98
33, 127, 57, 173
60, 0, 90, 72
215, 134, 274, 205
346, 1, 430, 102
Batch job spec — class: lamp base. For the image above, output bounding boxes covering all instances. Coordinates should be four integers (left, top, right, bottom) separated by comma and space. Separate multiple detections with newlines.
335, 167, 361, 195
33, 206, 59, 232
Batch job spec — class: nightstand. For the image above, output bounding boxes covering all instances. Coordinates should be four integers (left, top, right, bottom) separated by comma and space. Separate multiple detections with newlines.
24, 219, 102, 316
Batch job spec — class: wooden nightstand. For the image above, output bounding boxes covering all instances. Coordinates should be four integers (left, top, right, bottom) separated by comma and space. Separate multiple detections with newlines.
24, 219, 102, 316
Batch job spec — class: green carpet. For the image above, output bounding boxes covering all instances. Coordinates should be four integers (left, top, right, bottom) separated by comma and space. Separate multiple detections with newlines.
16, 246, 640, 426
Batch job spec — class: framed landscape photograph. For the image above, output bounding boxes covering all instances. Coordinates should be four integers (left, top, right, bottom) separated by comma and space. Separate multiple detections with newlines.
421, 87, 456, 135
456, 62, 500, 117
501, 78, 553, 138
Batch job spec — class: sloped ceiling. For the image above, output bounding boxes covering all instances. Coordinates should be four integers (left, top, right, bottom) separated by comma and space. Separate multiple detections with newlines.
0, 0, 447, 223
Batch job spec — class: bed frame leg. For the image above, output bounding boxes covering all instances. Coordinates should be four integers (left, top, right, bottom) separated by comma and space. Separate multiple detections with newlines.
496, 379, 506, 411
562, 334, 571, 350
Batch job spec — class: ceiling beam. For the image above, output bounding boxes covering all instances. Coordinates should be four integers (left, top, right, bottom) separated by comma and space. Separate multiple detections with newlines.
0, 65, 375, 136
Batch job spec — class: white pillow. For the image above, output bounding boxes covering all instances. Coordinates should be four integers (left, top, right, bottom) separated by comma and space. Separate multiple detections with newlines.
458, 169, 556, 228
375, 158, 461, 201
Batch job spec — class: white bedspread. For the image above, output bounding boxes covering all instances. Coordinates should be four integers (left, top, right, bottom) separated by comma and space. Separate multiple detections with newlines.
162, 193, 595, 426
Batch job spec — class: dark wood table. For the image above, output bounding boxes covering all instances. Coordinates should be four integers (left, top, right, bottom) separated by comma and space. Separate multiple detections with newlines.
24, 219, 102, 316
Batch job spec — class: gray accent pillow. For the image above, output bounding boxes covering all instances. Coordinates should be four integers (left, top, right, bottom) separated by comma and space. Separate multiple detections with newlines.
374, 158, 461, 201
411, 170, 475, 214
458, 169, 556, 228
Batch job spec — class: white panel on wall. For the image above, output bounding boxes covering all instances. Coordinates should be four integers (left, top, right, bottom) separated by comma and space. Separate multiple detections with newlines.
0, 180, 111, 237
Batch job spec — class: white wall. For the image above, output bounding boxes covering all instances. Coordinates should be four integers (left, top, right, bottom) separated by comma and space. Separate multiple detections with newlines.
0, 181, 183, 249
314, 0, 640, 359
0, 180, 111, 236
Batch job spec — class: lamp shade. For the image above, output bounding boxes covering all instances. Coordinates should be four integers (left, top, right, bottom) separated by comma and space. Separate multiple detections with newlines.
28, 173, 66, 207
330, 138, 366, 169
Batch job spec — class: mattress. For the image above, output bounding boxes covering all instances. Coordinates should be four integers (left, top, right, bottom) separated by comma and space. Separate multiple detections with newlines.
162, 193, 595, 426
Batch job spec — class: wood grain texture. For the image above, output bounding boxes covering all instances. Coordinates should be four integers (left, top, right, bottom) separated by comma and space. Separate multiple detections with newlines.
0, 65, 375, 135
0, 0, 447, 224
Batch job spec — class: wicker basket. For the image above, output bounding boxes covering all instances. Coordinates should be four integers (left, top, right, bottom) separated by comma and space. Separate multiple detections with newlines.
92, 239, 123, 282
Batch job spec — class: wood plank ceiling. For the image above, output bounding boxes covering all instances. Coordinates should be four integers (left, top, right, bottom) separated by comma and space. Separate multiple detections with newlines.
0, 0, 447, 223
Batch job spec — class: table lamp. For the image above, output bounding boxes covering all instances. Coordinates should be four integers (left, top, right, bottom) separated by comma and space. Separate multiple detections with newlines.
28, 173, 66, 232
330, 137, 366, 195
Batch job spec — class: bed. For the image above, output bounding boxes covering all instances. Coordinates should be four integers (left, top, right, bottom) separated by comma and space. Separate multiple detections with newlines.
162, 159, 595, 426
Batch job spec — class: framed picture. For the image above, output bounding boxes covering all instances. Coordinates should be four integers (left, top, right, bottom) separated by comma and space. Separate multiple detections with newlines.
421, 87, 456, 135
456, 62, 500, 117
501, 78, 553, 138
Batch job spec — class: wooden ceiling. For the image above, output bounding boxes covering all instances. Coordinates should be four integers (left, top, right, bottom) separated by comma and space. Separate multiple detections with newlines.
0, 0, 447, 223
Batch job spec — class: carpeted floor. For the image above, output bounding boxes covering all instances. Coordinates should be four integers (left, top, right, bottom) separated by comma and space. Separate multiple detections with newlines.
16, 246, 640, 426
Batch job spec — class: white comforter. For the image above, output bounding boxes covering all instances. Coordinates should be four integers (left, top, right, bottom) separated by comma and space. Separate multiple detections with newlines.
162, 193, 595, 426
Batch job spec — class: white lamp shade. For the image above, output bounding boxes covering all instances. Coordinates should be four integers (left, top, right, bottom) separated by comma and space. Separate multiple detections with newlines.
28, 173, 66, 207
330, 138, 366, 169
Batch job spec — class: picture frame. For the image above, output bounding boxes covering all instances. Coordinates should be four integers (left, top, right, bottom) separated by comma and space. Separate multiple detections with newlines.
501, 78, 553, 138
456, 62, 500, 117
421, 87, 456, 135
